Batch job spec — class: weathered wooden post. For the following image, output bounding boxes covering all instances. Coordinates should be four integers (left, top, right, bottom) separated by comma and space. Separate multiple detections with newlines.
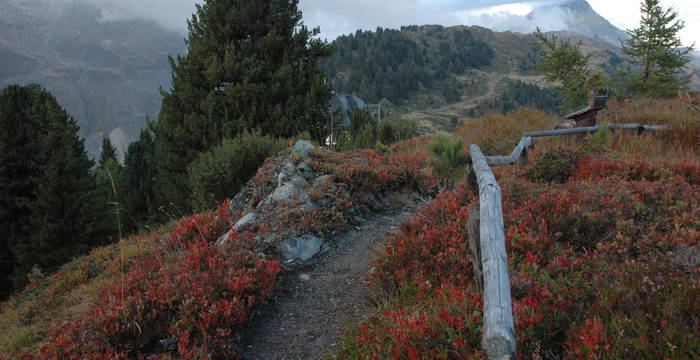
467, 204, 483, 293
469, 144, 516, 360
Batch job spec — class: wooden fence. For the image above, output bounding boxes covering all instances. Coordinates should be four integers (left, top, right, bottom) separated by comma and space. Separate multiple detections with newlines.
466, 123, 669, 360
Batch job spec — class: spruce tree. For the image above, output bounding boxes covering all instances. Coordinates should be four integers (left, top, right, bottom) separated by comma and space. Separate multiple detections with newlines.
622, 0, 694, 97
98, 134, 118, 167
122, 129, 158, 230
0, 85, 44, 298
153, 0, 332, 211
95, 134, 123, 237
533, 28, 593, 112
0, 84, 114, 291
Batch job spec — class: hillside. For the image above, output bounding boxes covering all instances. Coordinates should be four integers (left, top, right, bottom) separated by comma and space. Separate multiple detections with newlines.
323, 24, 628, 134
1, 96, 698, 359
0, 0, 185, 157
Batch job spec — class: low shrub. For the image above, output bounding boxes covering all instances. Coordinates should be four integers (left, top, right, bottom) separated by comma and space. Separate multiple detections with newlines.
336, 156, 700, 359
428, 132, 469, 186
13, 201, 281, 359
187, 130, 287, 211
527, 148, 581, 184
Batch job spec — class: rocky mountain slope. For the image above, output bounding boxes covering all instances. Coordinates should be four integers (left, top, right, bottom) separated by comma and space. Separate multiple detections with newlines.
526, 0, 628, 45
0, 0, 185, 157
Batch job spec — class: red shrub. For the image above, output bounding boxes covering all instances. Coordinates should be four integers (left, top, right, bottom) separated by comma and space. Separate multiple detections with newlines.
27, 203, 280, 359
335, 156, 700, 359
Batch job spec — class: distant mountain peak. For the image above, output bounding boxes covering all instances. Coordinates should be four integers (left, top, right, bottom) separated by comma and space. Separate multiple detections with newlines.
525, 0, 627, 45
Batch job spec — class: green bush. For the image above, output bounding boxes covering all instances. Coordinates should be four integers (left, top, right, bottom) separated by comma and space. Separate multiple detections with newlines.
373, 141, 390, 154
527, 148, 581, 184
584, 124, 612, 153
187, 130, 287, 211
428, 132, 469, 184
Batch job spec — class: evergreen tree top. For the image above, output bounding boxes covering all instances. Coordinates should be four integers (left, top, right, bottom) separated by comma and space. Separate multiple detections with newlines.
99, 134, 118, 167
622, 0, 694, 97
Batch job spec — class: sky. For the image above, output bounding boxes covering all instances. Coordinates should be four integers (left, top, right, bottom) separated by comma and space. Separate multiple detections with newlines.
81, 0, 699, 48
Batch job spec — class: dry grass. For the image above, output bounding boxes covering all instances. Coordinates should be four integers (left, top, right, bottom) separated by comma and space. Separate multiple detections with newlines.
455, 98, 699, 162
454, 108, 560, 155
0, 223, 174, 356
597, 97, 700, 161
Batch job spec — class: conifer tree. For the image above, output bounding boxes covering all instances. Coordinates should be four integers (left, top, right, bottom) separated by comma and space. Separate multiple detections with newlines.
533, 28, 593, 112
122, 129, 158, 230
95, 134, 123, 237
98, 134, 118, 167
622, 0, 694, 97
153, 0, 332, 211
0, 85, 44, 298
0, 84, 114, 292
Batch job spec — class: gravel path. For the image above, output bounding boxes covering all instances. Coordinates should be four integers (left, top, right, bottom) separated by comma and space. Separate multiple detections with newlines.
238, 205, 417, 360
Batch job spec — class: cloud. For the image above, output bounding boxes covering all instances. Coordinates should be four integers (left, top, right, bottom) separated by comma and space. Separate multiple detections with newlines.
51, 0, 200, 31
46, 0, 698, 47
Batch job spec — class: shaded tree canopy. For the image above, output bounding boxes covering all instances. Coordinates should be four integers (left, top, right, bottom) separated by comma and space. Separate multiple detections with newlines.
0, 84, 113, 297
153, 0, 332, 211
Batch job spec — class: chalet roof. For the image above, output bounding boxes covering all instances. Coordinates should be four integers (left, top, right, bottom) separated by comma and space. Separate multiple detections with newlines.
565, 96, 608, 120
329, 93, 368, 126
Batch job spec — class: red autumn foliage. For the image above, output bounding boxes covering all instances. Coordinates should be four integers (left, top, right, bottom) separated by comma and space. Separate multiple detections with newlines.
334, 155, 700, 359
23, 201, 280, 359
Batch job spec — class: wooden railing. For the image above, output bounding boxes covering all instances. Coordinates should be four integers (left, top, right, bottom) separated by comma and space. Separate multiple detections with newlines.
466, 123, 669, 360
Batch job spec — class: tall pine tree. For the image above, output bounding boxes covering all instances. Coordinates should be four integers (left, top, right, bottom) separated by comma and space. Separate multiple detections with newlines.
533, 28, 593, 112
98, 134, 118, 167
622, 0, 694, 97
0, 85, 44, 298
0, 84, 114, 293
153, 0, 331, 211
95, 133, 122, 237
122, 129, 158, 231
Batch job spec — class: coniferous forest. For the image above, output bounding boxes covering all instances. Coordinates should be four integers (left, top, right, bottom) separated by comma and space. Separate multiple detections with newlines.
0, 85, 115, 298
322, 26, 495, 103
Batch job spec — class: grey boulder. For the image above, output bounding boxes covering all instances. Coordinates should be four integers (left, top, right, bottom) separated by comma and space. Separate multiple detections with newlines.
292, 140, 315, 158
233, 212, 258, 232
278, 235, 325, 261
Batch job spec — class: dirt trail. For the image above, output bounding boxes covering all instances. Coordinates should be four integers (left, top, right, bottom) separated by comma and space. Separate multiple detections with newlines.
239, 204, 417, 360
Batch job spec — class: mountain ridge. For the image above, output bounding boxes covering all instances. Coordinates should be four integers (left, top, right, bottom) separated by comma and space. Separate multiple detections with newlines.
0, 0, 185, 157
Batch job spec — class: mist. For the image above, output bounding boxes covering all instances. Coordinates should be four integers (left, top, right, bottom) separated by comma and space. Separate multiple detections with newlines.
42, 0, 697, 48
46, 0, 570, 38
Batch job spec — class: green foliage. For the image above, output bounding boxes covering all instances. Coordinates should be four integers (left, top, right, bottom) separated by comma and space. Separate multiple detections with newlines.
584, 124, 612, 153
338, 110, 418, 152
527, 148, 581, 184
323, 26, 494, 103
121, 129, 158, 231
442, 80, 462, 103
153, 0, 332, 211
94, 135, 123, 235
0, 84, 114, 297
622, 0, 694, 97
373, 141, 390, 154
187, 130, 287, 211
533, 28, 594, 112
26, 265, 45, 284
97, 134, 118, 167
428, 132, 468, 185
468, 80, 562, 117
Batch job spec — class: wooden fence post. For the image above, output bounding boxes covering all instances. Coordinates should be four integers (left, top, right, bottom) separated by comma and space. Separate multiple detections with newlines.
467, 204, 483, 293
470, 144, 516, 360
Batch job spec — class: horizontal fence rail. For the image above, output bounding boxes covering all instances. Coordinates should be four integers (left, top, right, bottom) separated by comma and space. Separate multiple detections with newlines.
524, 123, 669, 138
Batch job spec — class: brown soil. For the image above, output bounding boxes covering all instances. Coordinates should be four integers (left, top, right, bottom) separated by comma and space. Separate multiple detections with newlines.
238, 200, 419, 360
